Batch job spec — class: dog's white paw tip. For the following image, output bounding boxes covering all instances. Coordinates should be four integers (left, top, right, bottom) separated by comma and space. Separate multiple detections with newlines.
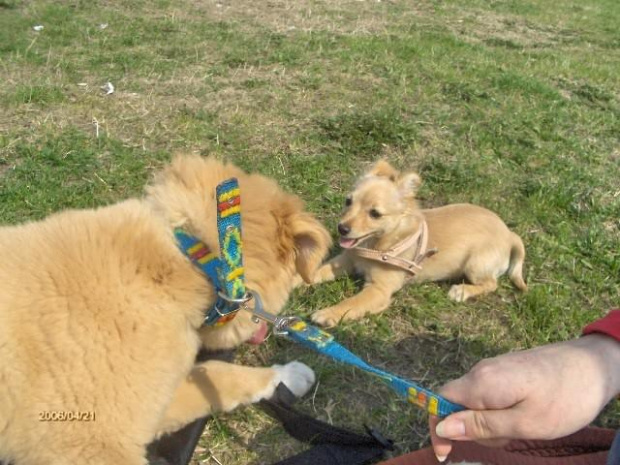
274, 361, 316, 398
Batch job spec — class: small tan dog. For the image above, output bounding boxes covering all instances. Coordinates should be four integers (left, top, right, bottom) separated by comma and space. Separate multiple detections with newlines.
310, 160, 526, 327
0, 155, 330, 465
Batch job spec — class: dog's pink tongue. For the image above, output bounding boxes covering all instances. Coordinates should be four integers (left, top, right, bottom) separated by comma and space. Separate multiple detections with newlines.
339, 237, 356, 249
247, 321, 268, 345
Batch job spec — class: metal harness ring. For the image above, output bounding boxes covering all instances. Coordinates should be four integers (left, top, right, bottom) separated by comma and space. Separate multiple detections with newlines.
216, 290, 253, 305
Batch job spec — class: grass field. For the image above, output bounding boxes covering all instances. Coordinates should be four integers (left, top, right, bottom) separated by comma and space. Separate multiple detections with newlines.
1, 0, 619, 463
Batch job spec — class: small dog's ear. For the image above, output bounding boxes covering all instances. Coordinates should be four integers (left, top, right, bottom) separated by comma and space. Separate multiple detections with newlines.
366, 159, 399, 182
397, 172, 422, 197
290, 213, 332, 283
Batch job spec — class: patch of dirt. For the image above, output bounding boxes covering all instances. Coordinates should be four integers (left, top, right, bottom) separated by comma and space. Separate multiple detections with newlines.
602, 219, 619, 236
0, 163, 12, 178
176, 0, 435, 35
0, 133, 23, 178
447, 10, 577, 49
1, 54, 395, 158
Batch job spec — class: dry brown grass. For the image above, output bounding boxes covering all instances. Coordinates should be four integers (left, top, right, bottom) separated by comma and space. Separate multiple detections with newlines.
447, 9, 575, 48
175, 0, 433, 35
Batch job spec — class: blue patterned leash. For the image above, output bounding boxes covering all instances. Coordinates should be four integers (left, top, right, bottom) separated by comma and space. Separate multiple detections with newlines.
175, 178, 249, 326
248, 292, 465, 418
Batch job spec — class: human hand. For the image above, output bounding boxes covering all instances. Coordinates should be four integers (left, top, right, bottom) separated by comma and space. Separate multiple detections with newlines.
429, 334, 620, 462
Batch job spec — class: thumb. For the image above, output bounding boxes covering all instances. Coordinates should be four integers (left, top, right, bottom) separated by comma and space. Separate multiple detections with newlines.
435, 408, 521, 442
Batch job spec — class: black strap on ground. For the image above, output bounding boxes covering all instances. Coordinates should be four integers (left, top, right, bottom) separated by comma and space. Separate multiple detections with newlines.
147, 416, 210, 465
259, 383, 394, 465
273, 443, 388, 465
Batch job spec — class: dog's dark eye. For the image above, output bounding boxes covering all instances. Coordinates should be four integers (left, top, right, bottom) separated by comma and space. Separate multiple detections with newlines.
344, 197, 352, 207
369, 209, 382, 219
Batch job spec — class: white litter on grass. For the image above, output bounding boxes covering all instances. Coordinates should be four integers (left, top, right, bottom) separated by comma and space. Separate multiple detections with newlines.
101, 82, 115, 95
33, 25, 44, 31
99, 23, 109, 30
77, 83, 88, 87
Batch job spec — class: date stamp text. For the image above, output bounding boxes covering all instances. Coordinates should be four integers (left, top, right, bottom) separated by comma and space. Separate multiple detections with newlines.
38, 411, 96, 422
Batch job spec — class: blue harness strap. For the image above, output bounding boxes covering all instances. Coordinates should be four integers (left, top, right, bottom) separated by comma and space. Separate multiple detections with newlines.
285, 320, 465, 418
215, 179, 245, 302
174, 178, 246, 327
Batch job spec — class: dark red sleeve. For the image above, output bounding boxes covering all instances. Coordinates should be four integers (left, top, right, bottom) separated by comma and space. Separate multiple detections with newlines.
582, 309, 620, 342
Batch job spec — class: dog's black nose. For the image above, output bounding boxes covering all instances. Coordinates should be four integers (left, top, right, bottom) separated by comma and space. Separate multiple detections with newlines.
338, 223, 350, 236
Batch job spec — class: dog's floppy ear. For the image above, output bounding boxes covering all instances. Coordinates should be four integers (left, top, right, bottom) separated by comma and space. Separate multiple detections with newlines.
366, 159, 399, 181
289, 213, 332, 283
397, 172, 422, 198
273, 195, 331, 283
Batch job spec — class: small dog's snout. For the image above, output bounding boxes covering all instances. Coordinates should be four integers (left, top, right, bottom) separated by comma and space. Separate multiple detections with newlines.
337, 223, 351, 236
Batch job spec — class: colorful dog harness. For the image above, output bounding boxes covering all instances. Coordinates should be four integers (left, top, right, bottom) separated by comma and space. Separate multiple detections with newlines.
353, 220, 437, 276
249, 293, 465, 418
174, 178, 248, 326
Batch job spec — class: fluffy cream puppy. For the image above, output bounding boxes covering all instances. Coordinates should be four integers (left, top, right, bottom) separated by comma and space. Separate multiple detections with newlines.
0, 155, 331, 465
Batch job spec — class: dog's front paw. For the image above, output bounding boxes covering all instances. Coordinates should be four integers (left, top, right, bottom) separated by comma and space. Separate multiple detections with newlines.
312, 306, 357, 327
273, 361, 316, 398
448, 284, 470, 302
311, 307, 341, 327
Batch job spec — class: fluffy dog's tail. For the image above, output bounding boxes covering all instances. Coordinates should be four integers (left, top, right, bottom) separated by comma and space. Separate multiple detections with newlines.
508, 232, 527, 292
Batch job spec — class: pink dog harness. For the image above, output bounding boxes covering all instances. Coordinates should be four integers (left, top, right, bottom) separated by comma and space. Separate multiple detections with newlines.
353, 220, 437, 276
